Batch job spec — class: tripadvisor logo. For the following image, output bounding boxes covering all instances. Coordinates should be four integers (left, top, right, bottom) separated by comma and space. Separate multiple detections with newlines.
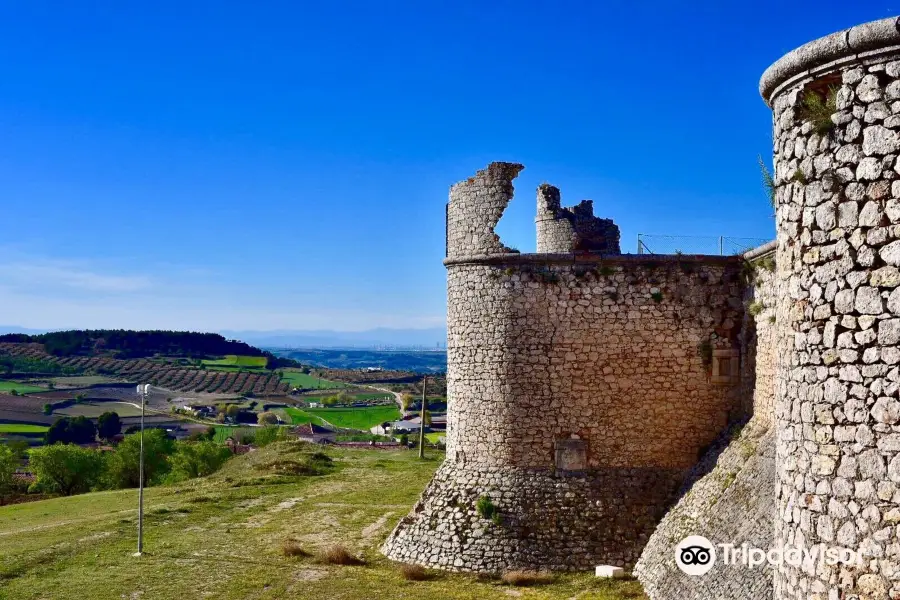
674, 536, 863, 576
675, 536, 716, 576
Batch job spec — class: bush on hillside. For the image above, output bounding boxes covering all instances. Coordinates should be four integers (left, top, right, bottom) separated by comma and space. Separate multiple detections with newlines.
104, 429, 175, 488
29, 444, 103, 496
166, 441, 232, 482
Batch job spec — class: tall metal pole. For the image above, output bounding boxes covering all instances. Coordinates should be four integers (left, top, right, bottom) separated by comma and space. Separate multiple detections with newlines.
136, 384, 146, 556
418, 376, 427, 459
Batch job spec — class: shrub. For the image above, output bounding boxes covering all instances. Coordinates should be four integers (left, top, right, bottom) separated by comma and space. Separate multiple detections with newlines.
476, 495, 499, 523
105, 429, 175, 488
253, 426, 284, 447
42, 403, 53, 415
758, 156, 776, 209
651, 291, 663, 303
0, 444, 17, 494
501, 570, 554, 586
281, 539, 311, 558
398, 563, 431, 581
316, 545, 364, 566
29, 444, 103, 496
799, 85, 838, 134
748, 301, 765, 316
167, 440, 232, 482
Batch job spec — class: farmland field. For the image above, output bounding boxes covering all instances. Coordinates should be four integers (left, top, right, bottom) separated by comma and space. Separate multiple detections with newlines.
213, 426, 256, 443
281, 370, 347, 389
305, 406, 400, 430
202, 355, 268, 368
0, 424, 49, 434
0, 380, 45, 394
57, 401, 144, 418
50, 375, 121, 388
282, 407, 328, 426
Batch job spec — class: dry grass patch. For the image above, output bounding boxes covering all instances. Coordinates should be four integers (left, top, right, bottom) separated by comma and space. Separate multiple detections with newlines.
281, 539, 311, 558
501, 570, 555, 586
316, 544, 365, 566
398, 562, 433, 581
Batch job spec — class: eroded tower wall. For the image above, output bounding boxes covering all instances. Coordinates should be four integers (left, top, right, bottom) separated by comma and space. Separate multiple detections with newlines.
383, 163, 745, 572
535, 184, 621, 254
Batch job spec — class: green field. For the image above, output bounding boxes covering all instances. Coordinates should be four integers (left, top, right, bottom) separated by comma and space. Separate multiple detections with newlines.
213, 426, 256, 443
57, 401, 144, 418
425, 432, 446, 443
0, 380, 45, 394
305, 406, 400, 430
281, 370, 347, 389
0, 444, 645, 599
0, 424, 49, 434
282, 407, 328, 426
202, 355, 268, 368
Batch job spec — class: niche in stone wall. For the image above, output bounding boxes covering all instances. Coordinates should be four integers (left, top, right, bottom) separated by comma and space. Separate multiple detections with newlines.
711, 348, 740, 385
555, 435, 587, 474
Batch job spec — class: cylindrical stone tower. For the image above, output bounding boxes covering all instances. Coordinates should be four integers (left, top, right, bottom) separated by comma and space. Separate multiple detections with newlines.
761, 17, 900, 600
382, 162, 745, 573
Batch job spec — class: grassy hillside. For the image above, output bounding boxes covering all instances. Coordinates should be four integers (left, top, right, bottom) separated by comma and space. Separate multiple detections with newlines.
0, 444, 645, 600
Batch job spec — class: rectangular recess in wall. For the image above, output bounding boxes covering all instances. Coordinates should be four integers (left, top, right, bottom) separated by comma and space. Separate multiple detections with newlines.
711, 348, 740, 385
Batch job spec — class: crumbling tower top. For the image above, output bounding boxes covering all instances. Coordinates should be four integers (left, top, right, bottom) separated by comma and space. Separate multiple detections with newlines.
535, 183, 620, 254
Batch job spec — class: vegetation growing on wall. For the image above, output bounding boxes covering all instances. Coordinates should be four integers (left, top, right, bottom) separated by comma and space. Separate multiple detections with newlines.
798, 85, 838, 134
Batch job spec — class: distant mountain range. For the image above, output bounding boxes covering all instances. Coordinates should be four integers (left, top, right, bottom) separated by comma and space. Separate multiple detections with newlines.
0, 326, 448, 350
0, 326, 49, 335
219, 328, 447, 349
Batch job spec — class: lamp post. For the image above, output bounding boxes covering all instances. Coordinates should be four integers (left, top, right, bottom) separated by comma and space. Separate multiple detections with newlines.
134, 383, 149, 557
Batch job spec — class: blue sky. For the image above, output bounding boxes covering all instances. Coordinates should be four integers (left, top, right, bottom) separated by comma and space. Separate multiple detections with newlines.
0, 1, 894, 332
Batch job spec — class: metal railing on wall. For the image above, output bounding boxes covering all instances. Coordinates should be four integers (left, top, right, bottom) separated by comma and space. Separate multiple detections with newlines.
636, 234, 772, 256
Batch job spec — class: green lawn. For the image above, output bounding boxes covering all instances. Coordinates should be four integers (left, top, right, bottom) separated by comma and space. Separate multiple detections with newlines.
0, 424, 49, 434
305, 406, 400, 431
0, 444, 646, 600
0, 380, 45, 394
202, 355, 268, 368
425, 432, 446, 443
281, 370, 347, 389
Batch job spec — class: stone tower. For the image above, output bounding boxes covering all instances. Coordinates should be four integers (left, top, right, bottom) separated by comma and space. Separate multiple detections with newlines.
761, 16, 900, 600
382, 162, 746, 572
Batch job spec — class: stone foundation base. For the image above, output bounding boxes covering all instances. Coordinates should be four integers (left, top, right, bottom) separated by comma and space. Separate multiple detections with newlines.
381, 461, 686, 572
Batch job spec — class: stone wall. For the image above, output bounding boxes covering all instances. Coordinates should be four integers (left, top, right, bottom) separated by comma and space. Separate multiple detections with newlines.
742, 245, 779, 423
761, 16, 900, 600
383, 162, 747, 572
535, 184, 621, 254
635, 243, 779, 600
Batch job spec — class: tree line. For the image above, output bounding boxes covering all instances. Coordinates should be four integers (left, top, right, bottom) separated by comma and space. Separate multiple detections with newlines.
0, 329, 303, 370
0, 418, 286, 500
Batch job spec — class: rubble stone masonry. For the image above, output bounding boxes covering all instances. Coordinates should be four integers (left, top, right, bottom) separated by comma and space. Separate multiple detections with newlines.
761, 16, 900, 600
382, 163, 745, 571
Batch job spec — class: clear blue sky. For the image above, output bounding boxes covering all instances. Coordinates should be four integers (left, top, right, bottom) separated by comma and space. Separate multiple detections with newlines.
0, 1, 893, 332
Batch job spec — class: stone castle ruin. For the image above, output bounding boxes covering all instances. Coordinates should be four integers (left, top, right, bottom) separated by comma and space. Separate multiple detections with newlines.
385, 16, 900, 600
